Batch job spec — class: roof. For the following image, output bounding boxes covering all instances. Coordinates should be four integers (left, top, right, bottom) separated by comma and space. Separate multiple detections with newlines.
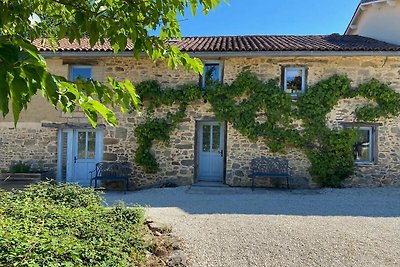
33, 34, 400, 54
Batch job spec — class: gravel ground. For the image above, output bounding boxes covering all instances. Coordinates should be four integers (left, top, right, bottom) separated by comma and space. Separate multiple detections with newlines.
105, 187, 400, 267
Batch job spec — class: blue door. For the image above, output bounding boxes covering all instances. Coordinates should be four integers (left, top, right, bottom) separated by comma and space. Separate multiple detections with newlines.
58, 129, 103, 186
197, 121, 225, 182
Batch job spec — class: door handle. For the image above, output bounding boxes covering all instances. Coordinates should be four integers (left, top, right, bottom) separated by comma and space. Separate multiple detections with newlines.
74, 156, 77, 163
219, 150, 224, 157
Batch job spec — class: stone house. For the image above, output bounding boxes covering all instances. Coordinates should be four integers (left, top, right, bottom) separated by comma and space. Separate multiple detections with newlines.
1, 0, 400, 188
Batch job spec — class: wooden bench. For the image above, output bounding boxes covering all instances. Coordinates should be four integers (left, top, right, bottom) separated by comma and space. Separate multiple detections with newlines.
90, 162, 132, 191
250, 157, 290, 190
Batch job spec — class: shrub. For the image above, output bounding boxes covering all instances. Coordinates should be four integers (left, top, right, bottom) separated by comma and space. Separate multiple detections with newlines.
8, 161, 32, 173
0, 182, 146, 266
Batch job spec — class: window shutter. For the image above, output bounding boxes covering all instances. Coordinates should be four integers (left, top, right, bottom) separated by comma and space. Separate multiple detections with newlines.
199, 74, 203, 89
280, 67, 285, 91
220, 63, 224, 84
372, 126, 379, 164
304, 67, 309, 93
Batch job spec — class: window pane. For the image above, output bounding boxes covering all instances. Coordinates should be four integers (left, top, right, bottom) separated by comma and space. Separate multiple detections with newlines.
202, 125, 211, 152
204, 64, 220, 86
211, 125, 220, 152
87, 132, 96, 159
354, 129, 371, 162
71, 67, 92, 82
285, 68, 304, 94
77, 132, 86, 159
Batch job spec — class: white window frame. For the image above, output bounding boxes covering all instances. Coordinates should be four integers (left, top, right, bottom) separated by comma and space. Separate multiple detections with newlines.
283, 67, 306, 96
69, 65, 93, 82
354, 126, 374, 164
201, 60, 223, 89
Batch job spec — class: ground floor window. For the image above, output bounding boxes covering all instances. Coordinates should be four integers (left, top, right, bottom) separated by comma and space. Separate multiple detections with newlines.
343, 123, 379, 164
354, 127, 374, 163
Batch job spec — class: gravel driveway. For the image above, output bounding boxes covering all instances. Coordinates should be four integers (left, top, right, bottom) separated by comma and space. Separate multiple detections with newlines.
105, 186, 400, 267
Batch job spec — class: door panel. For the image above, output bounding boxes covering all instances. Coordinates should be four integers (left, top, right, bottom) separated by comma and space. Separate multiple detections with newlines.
59, 129, 103, 186
197, 122, 225, 181
73, 130, 100, 186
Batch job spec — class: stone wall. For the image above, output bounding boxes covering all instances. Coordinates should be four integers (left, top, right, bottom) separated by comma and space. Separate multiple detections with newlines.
1, 55, 400, 188
0, 122, 58, 176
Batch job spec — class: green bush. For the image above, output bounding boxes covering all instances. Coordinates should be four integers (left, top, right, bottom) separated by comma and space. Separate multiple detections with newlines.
0, 182, 146, 266
9, 161, 32, 173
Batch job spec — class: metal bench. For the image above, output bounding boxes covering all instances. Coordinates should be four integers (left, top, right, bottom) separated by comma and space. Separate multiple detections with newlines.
90, 161, 132, 191
250, 157, 290, 190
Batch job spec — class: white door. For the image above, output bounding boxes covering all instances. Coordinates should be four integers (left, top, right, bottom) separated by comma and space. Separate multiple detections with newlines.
197, 121, 225, 182
58, 129, 103, 186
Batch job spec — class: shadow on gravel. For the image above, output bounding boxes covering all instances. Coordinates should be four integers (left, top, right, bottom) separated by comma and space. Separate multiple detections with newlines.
104, 187, 400, 218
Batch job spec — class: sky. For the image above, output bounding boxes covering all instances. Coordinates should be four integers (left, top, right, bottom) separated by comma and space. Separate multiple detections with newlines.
179, 0, 360, 36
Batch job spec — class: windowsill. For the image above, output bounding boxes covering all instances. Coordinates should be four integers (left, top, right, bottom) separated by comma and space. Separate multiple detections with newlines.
355, 161, 375, 166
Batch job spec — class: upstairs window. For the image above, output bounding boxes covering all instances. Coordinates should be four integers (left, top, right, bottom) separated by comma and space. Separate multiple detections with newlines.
282, 67, 307, 97
201, 62, 223, 88
70, 66, 92, 82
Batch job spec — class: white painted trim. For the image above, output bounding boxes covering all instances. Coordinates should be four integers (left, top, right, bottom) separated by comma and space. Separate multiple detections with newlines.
362, 0, 393, 6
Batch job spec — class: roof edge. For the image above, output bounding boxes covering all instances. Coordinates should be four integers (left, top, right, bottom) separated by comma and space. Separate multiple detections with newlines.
345, 3, 361, 35
40, 50, 400, 58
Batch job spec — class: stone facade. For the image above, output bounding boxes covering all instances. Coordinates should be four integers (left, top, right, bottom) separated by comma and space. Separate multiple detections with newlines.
0, 123, 58, 175
1, 55, 400, 188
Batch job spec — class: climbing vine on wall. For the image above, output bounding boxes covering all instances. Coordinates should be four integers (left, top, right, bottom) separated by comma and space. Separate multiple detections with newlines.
133, 71, 400, 187
134, 82, 202, 173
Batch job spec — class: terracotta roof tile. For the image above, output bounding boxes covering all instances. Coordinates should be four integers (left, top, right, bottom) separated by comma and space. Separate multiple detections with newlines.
33, 34, 400, 53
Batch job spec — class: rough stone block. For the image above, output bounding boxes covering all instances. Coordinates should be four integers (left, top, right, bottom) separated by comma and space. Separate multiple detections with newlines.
104, 138, 119, 145
103, 153, 117, 161
176, 144, 192, 149
115, 128, 128, 139
181, 160, 194, 166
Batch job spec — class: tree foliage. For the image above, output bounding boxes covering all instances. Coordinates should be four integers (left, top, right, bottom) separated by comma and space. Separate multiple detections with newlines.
0, 0, 222, 126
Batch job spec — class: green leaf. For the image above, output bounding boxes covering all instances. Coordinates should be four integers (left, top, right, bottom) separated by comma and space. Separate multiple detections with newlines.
123, 79, 140, 110
87, 99, 117, 126
0, 69, 10, 117
10, 75, 28, 126
43, 73, 59, 106
14, 36, 47, 67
